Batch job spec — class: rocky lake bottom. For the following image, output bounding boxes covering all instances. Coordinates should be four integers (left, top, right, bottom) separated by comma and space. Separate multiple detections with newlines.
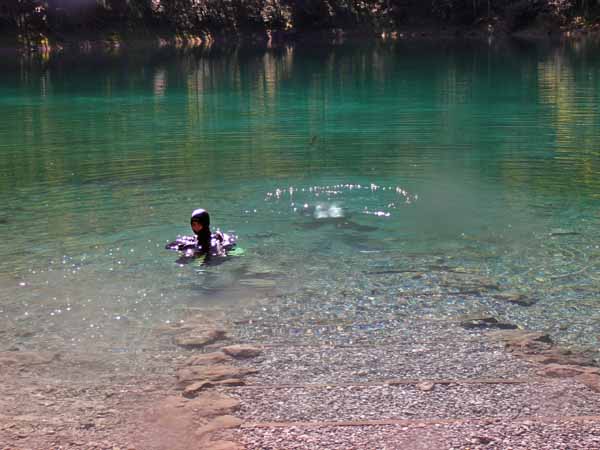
2, 268, 600, 449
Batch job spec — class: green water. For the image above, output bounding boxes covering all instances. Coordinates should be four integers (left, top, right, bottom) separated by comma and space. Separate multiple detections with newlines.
0, 41, 599, 367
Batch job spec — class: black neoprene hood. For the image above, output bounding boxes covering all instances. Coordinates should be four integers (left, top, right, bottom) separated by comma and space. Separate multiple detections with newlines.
190, 208, 210, 228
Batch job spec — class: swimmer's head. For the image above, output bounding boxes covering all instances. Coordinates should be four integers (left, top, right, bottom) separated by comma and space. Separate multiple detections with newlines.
190, 208, 210, 235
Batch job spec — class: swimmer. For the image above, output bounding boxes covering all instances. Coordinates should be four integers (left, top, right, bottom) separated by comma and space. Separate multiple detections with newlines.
165, 209, 237, 261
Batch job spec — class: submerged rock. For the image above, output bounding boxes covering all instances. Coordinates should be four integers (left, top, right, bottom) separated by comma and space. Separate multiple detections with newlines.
489, 329, 599, 385
185, 352, 233, 366
175, 329, 228, 348
488, 330, 553, 353
159, 313, 228, 330
214, 378, 246, 387
459, 316, 518, 330
182, 378, 245, 398
182, 381, 214, 398
528, 350, 596, 367
177, 364, 258, 386
493, 292, 537, 307
156, 313, 231, 351
221, 345, 262, 358
550, 228, 581, 236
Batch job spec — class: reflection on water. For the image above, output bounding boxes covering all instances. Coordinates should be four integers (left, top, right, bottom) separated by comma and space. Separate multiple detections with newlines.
0, 39, 599, 373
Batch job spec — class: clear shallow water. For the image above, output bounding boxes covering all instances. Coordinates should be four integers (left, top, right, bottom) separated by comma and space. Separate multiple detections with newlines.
0, 40, 599, 369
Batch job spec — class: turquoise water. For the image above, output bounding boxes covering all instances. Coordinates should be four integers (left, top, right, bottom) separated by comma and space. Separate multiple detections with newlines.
0, 41, 599, 367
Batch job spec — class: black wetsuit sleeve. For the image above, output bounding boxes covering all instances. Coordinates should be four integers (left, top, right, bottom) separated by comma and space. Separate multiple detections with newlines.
165, 240, 183, 250
166, 237, 199, 252
198, 235, 211, 256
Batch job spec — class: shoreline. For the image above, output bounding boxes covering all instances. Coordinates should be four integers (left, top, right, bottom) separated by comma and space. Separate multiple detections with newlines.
2, 20, 600, 56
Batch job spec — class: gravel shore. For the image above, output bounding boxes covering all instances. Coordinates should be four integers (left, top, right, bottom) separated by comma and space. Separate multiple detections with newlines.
236, 418, 600, 450
228, 379, 600, 423
223, 310, 600, 449
234, 325, 536, 384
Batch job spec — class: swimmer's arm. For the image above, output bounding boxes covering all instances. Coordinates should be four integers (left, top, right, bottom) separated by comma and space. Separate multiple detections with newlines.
166, 242, 199, 251
166, 239, 200, 252
165, 240, 183, 250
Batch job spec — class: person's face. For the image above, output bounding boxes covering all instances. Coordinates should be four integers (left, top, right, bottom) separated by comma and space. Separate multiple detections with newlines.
191, 221, 203, 233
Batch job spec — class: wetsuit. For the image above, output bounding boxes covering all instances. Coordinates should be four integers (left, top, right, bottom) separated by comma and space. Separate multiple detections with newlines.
165, 209, 236, 258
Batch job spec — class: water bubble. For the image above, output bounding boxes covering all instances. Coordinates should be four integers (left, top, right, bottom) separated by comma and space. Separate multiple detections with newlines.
327, 203, 344, 218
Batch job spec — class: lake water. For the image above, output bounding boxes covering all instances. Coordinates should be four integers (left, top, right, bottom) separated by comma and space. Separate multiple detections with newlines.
1, 39, 599, 372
